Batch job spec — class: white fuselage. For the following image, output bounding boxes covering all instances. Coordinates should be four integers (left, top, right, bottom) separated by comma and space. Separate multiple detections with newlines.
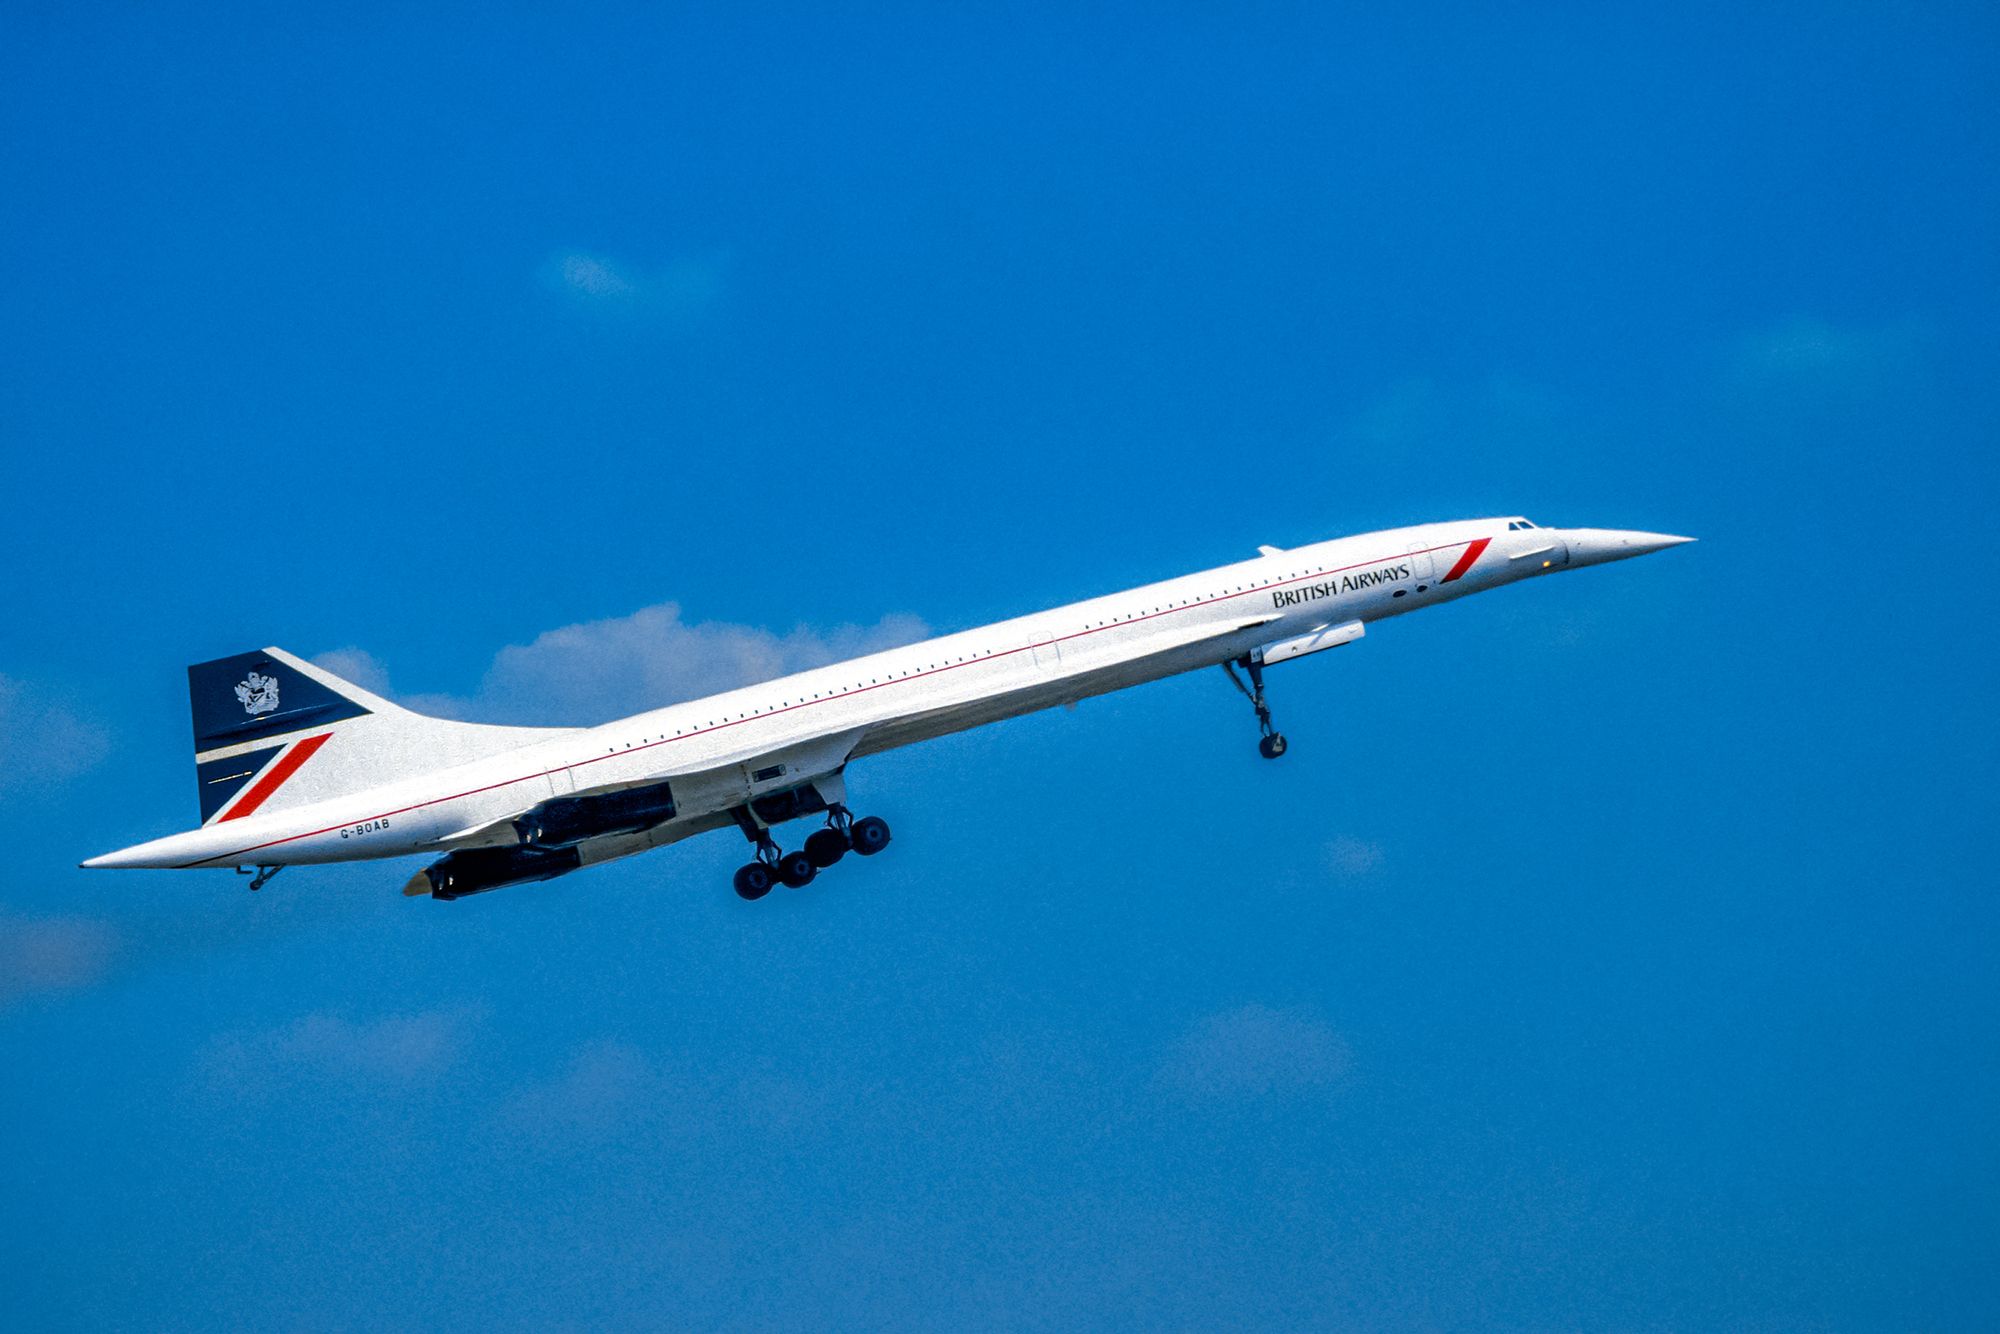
95, 518, 1684, 873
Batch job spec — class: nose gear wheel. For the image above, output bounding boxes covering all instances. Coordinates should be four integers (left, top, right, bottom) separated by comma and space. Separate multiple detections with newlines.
1223, 656, 1288, 760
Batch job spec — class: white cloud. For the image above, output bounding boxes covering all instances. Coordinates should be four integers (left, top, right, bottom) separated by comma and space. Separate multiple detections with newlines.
0, 673, 111, 792
493, 1038, 653, 1138
485, 1038, 827, 1152
329, 603, 928, 726
553, 251, 638, 298
1342, 374, 1560, 455
541, 248, 729, 323
309, 647, 393, 695
0, 913, 120, 1006
1727, 316, 1928, 399
195, 1006, 479, 1099
1732, 316, 1920, 374
478, 602, 930, 724
1325, 835, 1385, 880
1159, 1004, 1352, 1100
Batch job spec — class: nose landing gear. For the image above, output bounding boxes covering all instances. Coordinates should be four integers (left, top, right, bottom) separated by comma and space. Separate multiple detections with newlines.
1223, 655, 1288, 760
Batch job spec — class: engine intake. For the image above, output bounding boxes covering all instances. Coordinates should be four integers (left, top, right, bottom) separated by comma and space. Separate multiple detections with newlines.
513, 780, 678, 848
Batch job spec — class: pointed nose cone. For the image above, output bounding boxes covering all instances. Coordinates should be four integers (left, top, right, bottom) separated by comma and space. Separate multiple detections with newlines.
1563, 529, 1696, 567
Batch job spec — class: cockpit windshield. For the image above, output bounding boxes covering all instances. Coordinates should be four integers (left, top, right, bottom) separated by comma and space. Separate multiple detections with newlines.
1506, 518, 1539, 531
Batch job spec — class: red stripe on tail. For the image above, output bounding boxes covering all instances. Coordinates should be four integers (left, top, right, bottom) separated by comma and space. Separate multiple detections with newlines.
1441, 537, 1491, 583
220, 732, 332, 821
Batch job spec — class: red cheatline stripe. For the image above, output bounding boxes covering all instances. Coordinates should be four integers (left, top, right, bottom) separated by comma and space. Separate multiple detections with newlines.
183, 535, 1490, 866
219, 732, 333, 822
1441, 537, 1490, 583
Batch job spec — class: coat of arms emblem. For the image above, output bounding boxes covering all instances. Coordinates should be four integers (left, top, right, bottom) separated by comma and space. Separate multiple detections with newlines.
235, 671, 281, 716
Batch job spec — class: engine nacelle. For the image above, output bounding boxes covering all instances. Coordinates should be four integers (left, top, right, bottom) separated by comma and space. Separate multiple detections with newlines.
1255, 619, 1365, 667
513, 780, 678, 848
421, 845, 582, 901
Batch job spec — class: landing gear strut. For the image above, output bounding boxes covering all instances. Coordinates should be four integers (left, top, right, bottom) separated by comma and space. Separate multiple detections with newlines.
1223, 655, 1288, 759
804, 804, 854, 869
731, 801, 892, 900
733, 829, 781, 900
804, 806, 851, 868
239, 864, 284, 892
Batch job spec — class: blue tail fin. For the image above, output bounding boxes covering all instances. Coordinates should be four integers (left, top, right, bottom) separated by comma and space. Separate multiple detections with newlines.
189, 650, 375, 754
187, 647, 575, 826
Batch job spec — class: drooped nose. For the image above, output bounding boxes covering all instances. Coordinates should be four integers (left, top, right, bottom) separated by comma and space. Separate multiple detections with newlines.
1560, 529, 1696, 567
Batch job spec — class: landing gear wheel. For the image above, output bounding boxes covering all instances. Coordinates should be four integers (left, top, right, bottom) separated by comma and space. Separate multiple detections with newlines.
850, 816, 892, 857
733, 862, 775, 900
777, 850, 817, 888
804, 828, 850, 868
1258, 733, 1289, 760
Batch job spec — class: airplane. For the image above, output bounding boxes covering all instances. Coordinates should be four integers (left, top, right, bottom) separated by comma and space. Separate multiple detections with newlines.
84, 518, 1691, 902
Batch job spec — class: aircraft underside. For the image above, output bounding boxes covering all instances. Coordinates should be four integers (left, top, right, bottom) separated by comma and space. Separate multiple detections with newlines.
412, 629, 1271, 901
84, 518, 1692, 904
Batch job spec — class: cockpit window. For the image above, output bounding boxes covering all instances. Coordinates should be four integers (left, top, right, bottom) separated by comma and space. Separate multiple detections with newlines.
1507, 519, 1539, 531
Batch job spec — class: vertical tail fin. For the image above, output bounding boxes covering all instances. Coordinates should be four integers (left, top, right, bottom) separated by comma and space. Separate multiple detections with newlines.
188, 648, 574, 825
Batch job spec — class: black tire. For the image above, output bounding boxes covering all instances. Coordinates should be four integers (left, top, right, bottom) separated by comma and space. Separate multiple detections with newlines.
804, 828, 849, 868
850, 815, 892, 856
777, 850, 817, 888
733, 862, 774, 900
1259, 733, 1288, 760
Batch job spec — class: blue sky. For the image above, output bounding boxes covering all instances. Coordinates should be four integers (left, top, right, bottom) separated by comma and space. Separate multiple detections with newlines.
3, 3, 1996, 1328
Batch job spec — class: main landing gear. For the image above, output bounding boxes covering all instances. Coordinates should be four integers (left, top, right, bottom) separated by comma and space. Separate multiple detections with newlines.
732, 804, 892, 901
1223, 655, 1288, 760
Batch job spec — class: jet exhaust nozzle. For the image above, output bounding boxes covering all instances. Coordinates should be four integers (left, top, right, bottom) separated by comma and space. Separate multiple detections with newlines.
412, 845, 583, 901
